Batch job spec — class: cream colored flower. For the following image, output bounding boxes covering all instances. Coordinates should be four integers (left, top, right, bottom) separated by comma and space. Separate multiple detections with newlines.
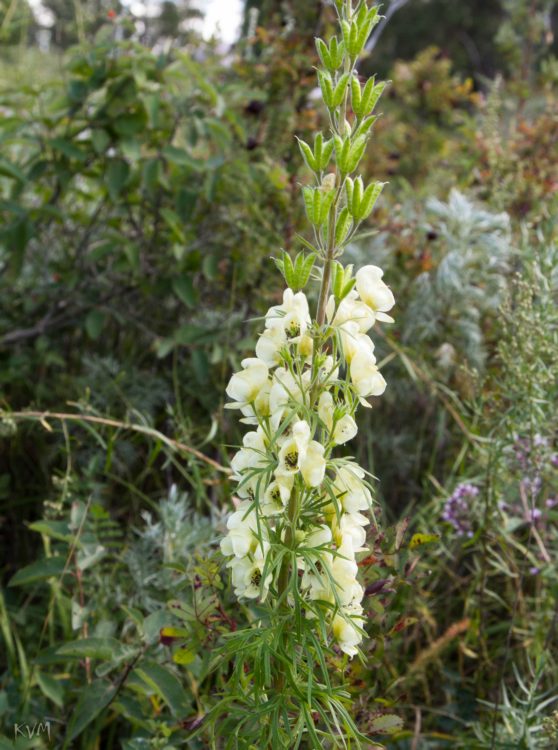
339, 321, 375, 364
300, 525, 334, 600
255, 327, 287, 368
355, 265, 395, 322
276, 420, 310, 477
229, 547, 272, 600
220, 501, 260, 559
326, 291, 375, 333
332, 511, 369, 553
318, 392, 358, 445
265, 288, 311, 340
350, 350, 387, 399
261, 475, 293, 516
226, 358, 269, 408
333, 464, 372, 514
268, 367, 308, 422
230, 429, 268, 482
332, 610, 365, 657
300, 440, 326, 488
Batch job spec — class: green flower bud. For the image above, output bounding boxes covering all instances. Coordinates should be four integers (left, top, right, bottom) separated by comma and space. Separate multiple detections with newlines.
361, 79, 386, 116
351, 76, 362, 116
315, 38, 332, 70
352, 176, 363, 217
332, 72, 351, 109
297, 138, 317, 172
334, 135, 352, 174
329, 37, 345, 69
335, 206, 353, 246
318, 137, 335, 171
345, 177, 354, 208
353, 115, 378, 139
318, 70, 334, 109
345, 135, 367, 173
355, 181, 385, 221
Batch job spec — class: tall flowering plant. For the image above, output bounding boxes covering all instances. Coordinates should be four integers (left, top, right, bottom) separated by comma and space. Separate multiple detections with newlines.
216, 1, 397, 745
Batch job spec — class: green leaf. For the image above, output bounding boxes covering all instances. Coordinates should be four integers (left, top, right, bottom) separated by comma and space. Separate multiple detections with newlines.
85, 310, 106, 341
91, 129, 110, 154
0, 158, 25, 183
408, 533, 440, 550
142, 158, 161, 196
172, 276, 197, 308
28, 520, 72, 543
8, 556, 66, 586
172, 648, 196, 666
49, 138, 87, 162
113, 110, 147, 137
57, 637, 125, 661
162, 145, 203, 172
161, 208, 186, 244
36, 671, 64, 708
65, 679, 116, 741
2, 215, 33, 278
134, 661, 190, 717
369, 713, 404, 735
106, 158, 130, 200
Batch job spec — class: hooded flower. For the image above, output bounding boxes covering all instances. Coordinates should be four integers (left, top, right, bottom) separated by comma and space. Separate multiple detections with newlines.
265, 288, 311, 341
355, 265, 395, 322
226, 358, 270, 409
326, 291, 376, 333
228, 545, 272, 600
318, 391, 358, 445
332, 610, 365, 657
220, 501, 262, 559
350, 350, 387, 401
333, 464, 372, 514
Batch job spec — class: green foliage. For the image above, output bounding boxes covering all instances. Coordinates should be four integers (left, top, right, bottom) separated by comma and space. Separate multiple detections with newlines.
1, 0, 558, 748
0, 481, 235, 748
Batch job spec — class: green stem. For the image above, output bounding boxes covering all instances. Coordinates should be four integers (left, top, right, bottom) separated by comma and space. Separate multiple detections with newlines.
277, 486, 298, 596
273, 485, 299, 694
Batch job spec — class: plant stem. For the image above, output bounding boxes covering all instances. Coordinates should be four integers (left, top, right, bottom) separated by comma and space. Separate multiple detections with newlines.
274, 486, 299, 694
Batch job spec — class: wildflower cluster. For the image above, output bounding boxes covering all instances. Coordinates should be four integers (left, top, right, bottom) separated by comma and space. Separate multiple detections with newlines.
441, 483, 479, 538
220, 0, 393, 659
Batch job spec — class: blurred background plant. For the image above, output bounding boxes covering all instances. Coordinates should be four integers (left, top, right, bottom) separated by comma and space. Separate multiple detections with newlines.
1, 0, 557, 747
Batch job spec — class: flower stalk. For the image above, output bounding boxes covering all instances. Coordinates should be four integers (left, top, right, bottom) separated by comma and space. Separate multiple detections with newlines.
218, 1, 397, 745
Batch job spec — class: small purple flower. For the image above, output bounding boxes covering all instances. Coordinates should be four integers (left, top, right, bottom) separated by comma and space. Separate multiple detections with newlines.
442, 483, 479, 537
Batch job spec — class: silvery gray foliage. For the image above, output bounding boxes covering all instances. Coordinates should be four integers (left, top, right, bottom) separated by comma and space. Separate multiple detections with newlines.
405, 189, 512, 369
124, 486, 214, 610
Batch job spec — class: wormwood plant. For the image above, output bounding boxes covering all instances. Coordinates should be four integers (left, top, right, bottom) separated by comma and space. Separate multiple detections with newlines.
207, 2, 402, 747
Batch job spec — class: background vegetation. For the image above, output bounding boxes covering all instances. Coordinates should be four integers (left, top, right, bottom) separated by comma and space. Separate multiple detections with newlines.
1, 0, 557, 747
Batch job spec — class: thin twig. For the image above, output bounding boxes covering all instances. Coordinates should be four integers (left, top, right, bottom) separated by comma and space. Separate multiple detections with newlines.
1, 409, 231, 475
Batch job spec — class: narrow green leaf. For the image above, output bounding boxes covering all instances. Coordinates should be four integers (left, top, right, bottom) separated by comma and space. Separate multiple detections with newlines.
57, 637, 125, 661
65, 680, 116, 741
8, 557, 66, 586
134, 661, 190, 717
36, 671, 64, 708
85, 309, 106, 341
